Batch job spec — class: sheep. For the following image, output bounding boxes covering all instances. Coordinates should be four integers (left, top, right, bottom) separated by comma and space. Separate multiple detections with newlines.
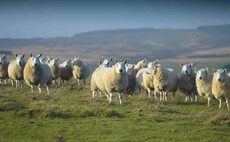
212, 69, 230, 109
8, 54, 26, 88
195, 68, 213, 107
126, 59, 147, 95
23, 54, 52, 94
135, 60, 159, 99
178, 63, 198, 102
59, 60, 73, 84
47, 57, 61, 85
147, 63, 178, 101
91, 59, 128, 104
99, 56, 114, 67
71, 57, 91, 86
0, 54, 9, 84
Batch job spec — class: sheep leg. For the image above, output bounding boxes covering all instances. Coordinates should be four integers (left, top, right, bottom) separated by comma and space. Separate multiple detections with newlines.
92, 91, 96, 99
172, 92, 176, 102
194, 95, 198, 102
160, 92, 163, 101
147, 89, 151, 98
77, 79, 80, 87
226, 98, 229, 109
119, 93, 124, 105
207, 97, 211, 107
109, 93, 113, 104
31, 85, 34, 93
218, 99, 222, 109
164, 92, 167, 101
46, 86, 50, 95
38, 84, 42, 93
185, 96, 188, 102
4, 79, 7, 85
15, 80, 18, 88
11, 80, 14, 87
154, 90, 157, 100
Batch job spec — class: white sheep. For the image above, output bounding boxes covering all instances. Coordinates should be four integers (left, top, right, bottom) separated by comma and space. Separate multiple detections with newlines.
135, 60, 159, 99
8, 54, 26, 88
126, 59, 147, 95
47, 57, 61, 85
178, 63, 198, 102
23, 54, 52, 94
195, 68, 213, 107
212, 69, 230, 109
0, 54, 9, 84
149, 63, 178, 101
72, 57, 91, 86
91, 59, 128, 104
59, 60, 73, 84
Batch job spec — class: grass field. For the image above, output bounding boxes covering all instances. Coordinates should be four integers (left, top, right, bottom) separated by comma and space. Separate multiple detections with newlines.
0, 83, 230, 142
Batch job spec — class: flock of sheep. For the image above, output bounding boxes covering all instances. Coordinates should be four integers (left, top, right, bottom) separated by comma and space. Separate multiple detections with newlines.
0, 54, 230, 109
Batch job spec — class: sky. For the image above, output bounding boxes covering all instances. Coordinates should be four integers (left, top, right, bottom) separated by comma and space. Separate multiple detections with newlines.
0, 0, 230, 38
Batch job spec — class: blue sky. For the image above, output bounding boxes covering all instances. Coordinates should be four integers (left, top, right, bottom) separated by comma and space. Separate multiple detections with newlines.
0, 0, 230, 38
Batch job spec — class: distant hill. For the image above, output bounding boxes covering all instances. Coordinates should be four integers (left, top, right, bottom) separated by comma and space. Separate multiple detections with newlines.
0, 24, 230, 63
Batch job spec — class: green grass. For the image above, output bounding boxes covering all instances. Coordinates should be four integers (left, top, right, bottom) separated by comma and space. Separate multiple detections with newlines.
0, 83, 230, 142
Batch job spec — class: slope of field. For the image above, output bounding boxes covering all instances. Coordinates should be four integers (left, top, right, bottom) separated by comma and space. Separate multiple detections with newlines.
1, 24, 230, 65
0, 83, 230, 142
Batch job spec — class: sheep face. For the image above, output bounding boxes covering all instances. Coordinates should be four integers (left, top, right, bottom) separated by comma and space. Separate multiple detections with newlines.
197, 68, 208, 80
62, 60, 71, 68
181, 63, 194, 76
213, 69, 227, 82
49, 58, 59, 66
15, 54, 25, 66
114, 61, 127, 74
0, 54, 6, 64
100, 57, 113, 67
31, 57, 41, 68
136, 59, 147, 68
72, 57, 83, 66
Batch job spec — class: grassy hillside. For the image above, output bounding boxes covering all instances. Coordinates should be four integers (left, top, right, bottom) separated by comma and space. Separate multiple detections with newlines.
1, 83, 230, 142
1, 24, 230, 64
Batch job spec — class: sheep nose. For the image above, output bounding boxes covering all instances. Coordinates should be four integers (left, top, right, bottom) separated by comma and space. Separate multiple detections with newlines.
34, 63, 37, 67
185, 71, 188, 74
199, 77, 202, 80
119, 69, 122, 73
19, 61, 22, 65
218, 78, 221, 82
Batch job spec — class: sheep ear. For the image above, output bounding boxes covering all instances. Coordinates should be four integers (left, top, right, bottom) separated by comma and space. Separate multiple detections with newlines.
205, 67, 209, 72
153, 59, 159, 65
213, 68, 217, 73
143, 58, 147, 63
123, 58, 128, 64
22, 54, 25, 58
194, 67, 199, 73
114, 59, 118, 63
15, 54, 18, 57
102, 56, 105, 60
36, 54, 42, 58
109, 57, 113, 62
131, 64, 135, 69
180, 63, 184, 68
189, 63, 194, 67
29, 53, 33, 57
2, 54, 6, 59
